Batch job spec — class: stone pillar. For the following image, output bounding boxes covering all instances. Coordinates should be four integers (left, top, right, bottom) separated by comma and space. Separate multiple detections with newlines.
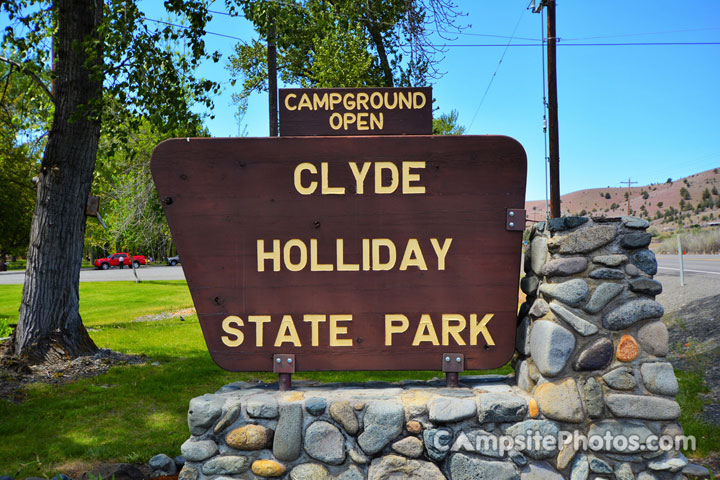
518, 216, 691, 478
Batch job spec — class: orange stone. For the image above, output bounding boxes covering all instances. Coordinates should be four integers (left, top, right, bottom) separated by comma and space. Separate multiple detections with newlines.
617, 334, 639, 362
528, 398, 539, 418
354, 401, 366, 410
406, 420, 422, 434
251, 459, 286, 477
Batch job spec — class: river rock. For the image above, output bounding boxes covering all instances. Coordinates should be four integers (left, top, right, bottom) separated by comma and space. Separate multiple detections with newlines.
449, 453, 519, 480
534, 378, 584, 423
529, 320, 576, 377
521, 275, 540, 295
391, 436, 424, 458
631, 250, 658, 275
617, 335, 639, 362
548, 225, 617, 254
423, 428, 453, 461
187, 395, 223, 435
522, 463, 563, 480
602, 367, 636, 390
180, 439, 217, 462
273, 403, 303, 461
573, 337, 613, 371
246, 395, 279, 419
529, 299, 550, 318
330, 401, 359, 434
201, 456, 251, 475
583, 377, 604, 418
589, 268, 625, 279
149, 454, 176, 476
621, 232, 652, 249
593, 254, 627, 267
428, 395, 477, 423
251, 460, 286, 477
226, 424, 270, 450
622, 216, 650, 229
641, 362, 679, 396
358, 401, 404, 455
571, 454, 589, 480
504, 420, 560, 459
605, 394, 681, 419
588, 420, 656, 453
603, 299, 664, 330
584, 282, 624, 314
289, 463, 330, 480
637, 321, 669, 357
304, 421, 346, 465
213, 403, 241, 434
588, 456, 613, 474
530, 237, 549, 274
629, 278, 663, 296
517, 317, 531, 356
550, 303, 598, 336
542, 257, 588, 277
368, 455, 445, 480
305, 397, 327, 416
539, 279, 589, 307
615, 462, 635, 480
477, 392, 528, 422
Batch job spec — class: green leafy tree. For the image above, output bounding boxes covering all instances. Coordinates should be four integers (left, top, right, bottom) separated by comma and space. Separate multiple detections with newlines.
1, 0, 219, 363
432, 109, 465, 135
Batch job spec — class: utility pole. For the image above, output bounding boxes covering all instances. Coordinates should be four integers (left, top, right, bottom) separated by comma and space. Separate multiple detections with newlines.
267, 16, 278, 137
620, 178, 638, 215
533, 0, 560, 218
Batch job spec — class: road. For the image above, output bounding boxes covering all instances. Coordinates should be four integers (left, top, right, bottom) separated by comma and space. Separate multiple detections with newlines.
0, 265, 186, 285
656, 254, 720, 277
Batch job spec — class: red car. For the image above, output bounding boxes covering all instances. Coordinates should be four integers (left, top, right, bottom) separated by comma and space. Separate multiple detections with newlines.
94, 253, 146, 270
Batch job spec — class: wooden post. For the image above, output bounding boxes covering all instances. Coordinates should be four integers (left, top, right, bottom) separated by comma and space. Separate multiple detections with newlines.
267, 18, 278, 137
546, 0, 561, 218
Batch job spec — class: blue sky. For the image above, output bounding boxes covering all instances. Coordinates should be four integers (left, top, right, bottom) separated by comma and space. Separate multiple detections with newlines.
6, 1, 720, 202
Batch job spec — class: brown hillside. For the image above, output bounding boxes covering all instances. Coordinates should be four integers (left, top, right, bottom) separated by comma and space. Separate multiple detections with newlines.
526, 167, 720, 229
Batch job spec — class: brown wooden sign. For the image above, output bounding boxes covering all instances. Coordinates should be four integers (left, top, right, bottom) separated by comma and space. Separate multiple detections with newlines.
151, 135, 526, 372
279, 87, 432, 136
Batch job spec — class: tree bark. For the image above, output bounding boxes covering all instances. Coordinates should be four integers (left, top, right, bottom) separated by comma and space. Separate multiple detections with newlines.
12, 0, 102, 364
365, 1, 394, 87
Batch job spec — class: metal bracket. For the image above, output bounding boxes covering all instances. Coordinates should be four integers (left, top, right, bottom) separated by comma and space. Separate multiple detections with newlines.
506, 209, 526, 231
274, 354, 295, 391
442, 353, 464, 388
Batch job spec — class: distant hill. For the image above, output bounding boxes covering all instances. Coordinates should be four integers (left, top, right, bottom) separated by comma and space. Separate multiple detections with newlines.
526, 167, 720, 230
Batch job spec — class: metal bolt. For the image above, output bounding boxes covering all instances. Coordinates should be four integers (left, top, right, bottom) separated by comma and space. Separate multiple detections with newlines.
509, 222, 515, 228
287, 358, 293, 363
445, 356, 450, 362
509, 211, 515, 217
275, 358, 281, 363
456, 357, 462, 363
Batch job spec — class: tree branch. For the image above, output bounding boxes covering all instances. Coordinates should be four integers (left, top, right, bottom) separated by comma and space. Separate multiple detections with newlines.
0, 56, 54, 104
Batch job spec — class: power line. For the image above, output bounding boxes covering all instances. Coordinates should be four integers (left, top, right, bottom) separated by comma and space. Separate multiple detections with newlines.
435, 42, 720, 47
143, 17, 248, 43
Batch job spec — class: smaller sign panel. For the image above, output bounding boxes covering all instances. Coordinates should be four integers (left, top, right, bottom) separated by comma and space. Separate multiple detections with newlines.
279, 87, 432, 136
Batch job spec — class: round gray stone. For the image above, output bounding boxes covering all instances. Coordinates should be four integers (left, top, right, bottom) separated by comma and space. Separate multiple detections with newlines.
530, 237, 549, 274
614, 462, 635, 480
213, 403, 242, 434
290, 463, 330, 480
510, 450, 528, 467
516, 360, 534, 392
640, 362, 679, 396
368, 455, 445, 480
541, 257, 588, 277
550, 302, 598, 336
273, 403, 303, 461
337, 465, 364, 480
592, 254, 628, 267
589, 268, 625, 279
521, 463, 563, 480
584, 282, 624, 314
588, 456, 613, 474
588, 420, 655, 453
621, 232, 652, 249
529, 299, 550, 318
570, 453, 589, 480
349, 447, 369, 464
187, 395, 223, 435
428, 395, 477, 423
631, 249, 658, 275
573, 337, 613, 371
529, 320, 576, 377
517, 317, 531, 356
246, 395, 279, 419
201, 456, 251, 475
583, 377, 604, 418
330, 401, 359, 434
602, 367, 637, 390
539, 279, 589, 307
449, 453, 519, 480
149, 454, 175, 472
477, 392, 528, 422
305, 397, 327, 416
622, 216, 650, 229
548, 224, 617, 254
605, 394, 681, 420
180, 439, 217, 462
629, 277, 663, 296
504, 420, 560, 459
178, 466, 198, 480
358, 401, 404, 455
534, 378, 584, 423
603, 299, 664, 330
521, 275, 540, 295
304, 420, 346, 465
625, 262, 643, 277
423, 427, 453, 461
637, 321, 669, 357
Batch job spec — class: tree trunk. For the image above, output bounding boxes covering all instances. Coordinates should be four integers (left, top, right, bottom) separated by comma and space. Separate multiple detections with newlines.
12, 0, 102, 364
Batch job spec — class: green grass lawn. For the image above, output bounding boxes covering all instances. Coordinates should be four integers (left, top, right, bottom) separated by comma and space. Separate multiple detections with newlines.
0, 281, 512, 477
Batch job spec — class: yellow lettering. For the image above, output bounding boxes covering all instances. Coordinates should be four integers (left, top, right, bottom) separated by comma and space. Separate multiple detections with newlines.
362, 238, 371, 271
221, 315, 244, 347
343, 93, 356, 110
311, 239, 333, 271
357, 112, 369, 131
274, 315, 302, 346
370, 112, 383, 130
336, 239, 359, 271
375, 162, 399, 194
321, 162, 346, 194
343, 112, 356, 130
371, 92, 384, 109
349, 162, 371, 194
257, 239, 281, 272
248, 315, 271, 347
329, 92, 342, 110
430, 238, 453, 270
283, 239, 307, 272
442, 314, 466, 346
294, 162, 318, 195
297, 93, 312, 110
412, 314, 440, 345
385, 314, 409, 345
303, 314, 326, 346
402, 161, 426, 194
470, 313, 495, 346
313, 93, 329, 110
413, 91, 426, 109
399, 239, 427, 271
398, 91, 412, 109
329, 314, 353, 346
356, 92, 369, 110
383, 91, 397, 109
329, 113, 342, 130
284, 93, 297, 111
372, 238, 396, 271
